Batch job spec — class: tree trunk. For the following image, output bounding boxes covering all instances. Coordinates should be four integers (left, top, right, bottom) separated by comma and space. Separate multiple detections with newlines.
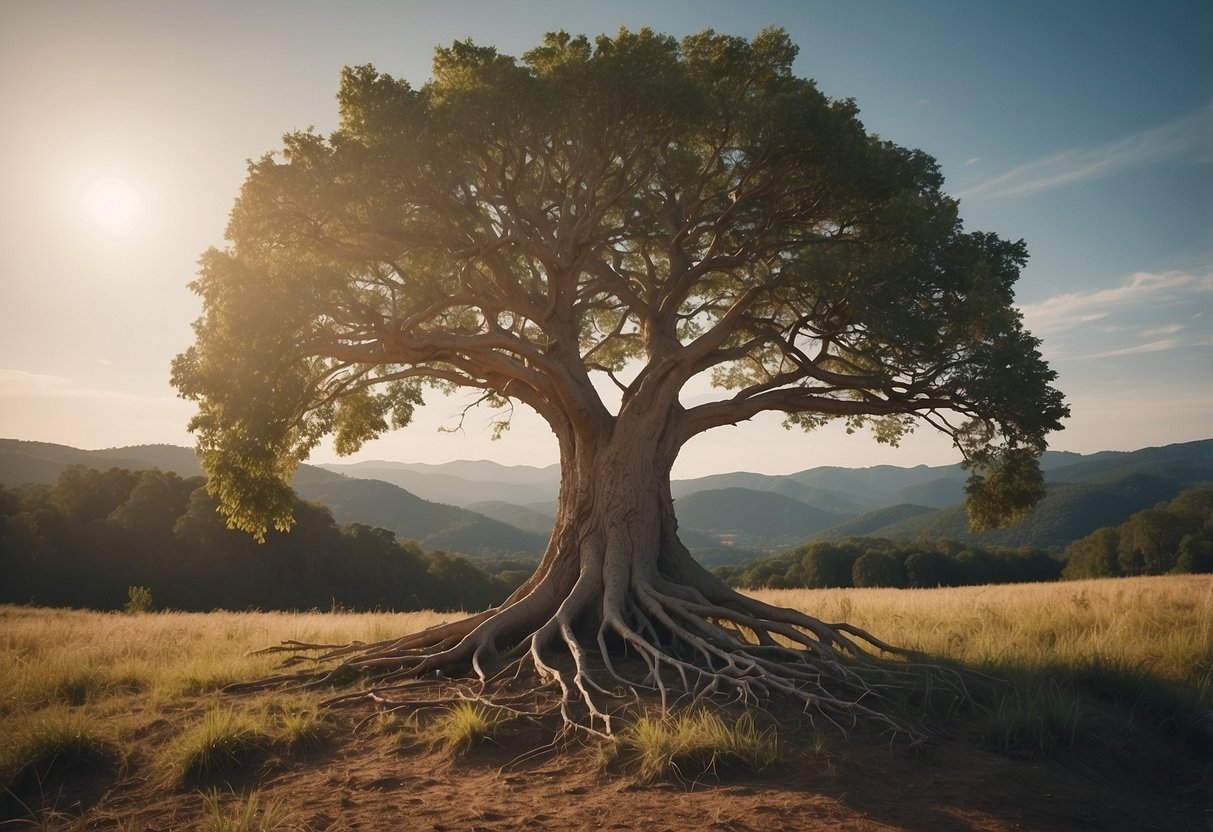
250, 412, 945, 737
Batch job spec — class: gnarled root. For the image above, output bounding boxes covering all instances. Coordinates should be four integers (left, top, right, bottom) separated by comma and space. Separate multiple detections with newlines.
230, 565, 967, 743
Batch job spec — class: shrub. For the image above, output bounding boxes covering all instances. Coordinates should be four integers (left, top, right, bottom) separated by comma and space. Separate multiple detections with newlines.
125, 585, 155, 614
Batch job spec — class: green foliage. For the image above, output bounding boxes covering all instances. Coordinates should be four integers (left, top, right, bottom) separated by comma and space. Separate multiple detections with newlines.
1062, 488, 1213, 580
851, 550, 905, 588
716, 537, 1060, 590
124, 585, 154, 614
0, 465, 512, 613
172, 27, 1066, 541
800, 542, 860, 588
1062, 527, 1120, 579
964, 447, 1047, 532
606, 708, 778, 783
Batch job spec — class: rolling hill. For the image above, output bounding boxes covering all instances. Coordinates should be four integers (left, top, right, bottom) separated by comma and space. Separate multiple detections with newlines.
0, 440, 548, 557
3, 437, 1210, 558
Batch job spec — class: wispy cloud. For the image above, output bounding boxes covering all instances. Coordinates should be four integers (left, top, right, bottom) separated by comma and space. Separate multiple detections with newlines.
1138, 323, 1184, 338
1077, 338, 1181, 360
957, 102, 1213, 201
1018, 270, 1213, 361
1019, 271, 1213, 335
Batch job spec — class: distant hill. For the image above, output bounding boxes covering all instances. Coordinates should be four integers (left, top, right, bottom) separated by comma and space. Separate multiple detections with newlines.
466, 501, 556, 537
318, 460, 560, 506
671, 472, 869, 513
834, 443, 1213, 553
815, 503, 937, 540
674, 487, 845, 544
3, 437, 1210, 558
290, 468, 549, 555
0, 439, 548, 558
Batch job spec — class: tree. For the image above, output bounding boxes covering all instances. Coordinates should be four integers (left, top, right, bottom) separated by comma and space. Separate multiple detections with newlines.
800, 541, 860, 588
1062, 526, 1120, 579
1117, 508, 1188, 575
172, 29, 1066, 733
851, 550, 905, 588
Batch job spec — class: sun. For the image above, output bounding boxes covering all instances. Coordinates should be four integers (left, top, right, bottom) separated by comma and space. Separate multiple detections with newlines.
81, 177, 144, 236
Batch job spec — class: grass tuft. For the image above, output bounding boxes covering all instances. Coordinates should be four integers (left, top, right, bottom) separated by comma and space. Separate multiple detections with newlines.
981, 681, 1087, 756
418, 701, 506, 755
263, 697, 329, 753
607, 708, 778, 783
171, 705, 270, 784
1, 706, 119, 799
200, 788, 298, 832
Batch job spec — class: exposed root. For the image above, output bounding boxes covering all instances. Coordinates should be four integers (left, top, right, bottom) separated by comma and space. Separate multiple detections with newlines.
228, 571, 969, 744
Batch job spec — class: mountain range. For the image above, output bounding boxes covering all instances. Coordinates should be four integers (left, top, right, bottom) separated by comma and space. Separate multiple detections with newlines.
2, 437, 1210, 561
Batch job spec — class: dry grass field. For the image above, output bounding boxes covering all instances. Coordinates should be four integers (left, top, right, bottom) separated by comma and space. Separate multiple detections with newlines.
1, 574, 1210, 830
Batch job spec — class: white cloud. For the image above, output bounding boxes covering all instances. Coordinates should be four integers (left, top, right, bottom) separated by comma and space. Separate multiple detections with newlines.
956, 101, 1213, 201
1018, 271, 1213, 336
1017, 270, 1213, 365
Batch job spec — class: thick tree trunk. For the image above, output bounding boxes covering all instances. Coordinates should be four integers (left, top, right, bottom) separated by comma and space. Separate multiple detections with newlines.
249, 412, 948, 737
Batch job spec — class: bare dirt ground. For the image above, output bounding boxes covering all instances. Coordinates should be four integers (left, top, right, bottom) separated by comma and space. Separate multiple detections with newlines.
7, 695, 1209, 832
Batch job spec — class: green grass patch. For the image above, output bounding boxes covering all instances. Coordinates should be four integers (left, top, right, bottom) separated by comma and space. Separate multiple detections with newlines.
606, 708, 778, 783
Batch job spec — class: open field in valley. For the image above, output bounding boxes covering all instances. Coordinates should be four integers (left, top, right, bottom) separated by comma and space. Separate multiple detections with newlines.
2, 574, 1210, 831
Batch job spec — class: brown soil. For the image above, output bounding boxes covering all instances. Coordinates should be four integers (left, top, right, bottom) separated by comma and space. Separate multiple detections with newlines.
4, 695, 1209, 832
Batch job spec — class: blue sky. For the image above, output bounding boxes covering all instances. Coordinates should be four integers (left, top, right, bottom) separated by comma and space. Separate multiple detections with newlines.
1, 1, 1209, 477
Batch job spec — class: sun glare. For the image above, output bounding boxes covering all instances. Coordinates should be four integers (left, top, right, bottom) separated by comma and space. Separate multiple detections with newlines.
81, 177, 144, 236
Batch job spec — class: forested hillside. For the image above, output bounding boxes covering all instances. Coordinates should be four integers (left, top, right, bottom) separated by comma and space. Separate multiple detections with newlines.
0, 465, 516, 612
2, 438, 1210, 568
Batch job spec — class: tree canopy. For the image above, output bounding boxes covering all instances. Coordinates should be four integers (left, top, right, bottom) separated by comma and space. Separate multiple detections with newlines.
173, 27, 1066, 540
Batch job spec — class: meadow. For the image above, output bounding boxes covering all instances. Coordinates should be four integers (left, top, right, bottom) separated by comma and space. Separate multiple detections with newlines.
2, 574, 1210, 831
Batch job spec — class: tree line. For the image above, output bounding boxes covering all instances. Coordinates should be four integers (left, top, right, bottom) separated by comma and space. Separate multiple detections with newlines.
1061, 488, 1213, 579
713, 538, 1063, 590
0, 465, 518, 612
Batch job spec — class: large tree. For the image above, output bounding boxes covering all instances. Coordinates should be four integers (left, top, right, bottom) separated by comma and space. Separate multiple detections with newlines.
173, 29, 1066, 732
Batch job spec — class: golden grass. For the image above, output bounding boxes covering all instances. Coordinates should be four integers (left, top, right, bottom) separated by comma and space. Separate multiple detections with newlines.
0, 606, 454, 714
751, 573, 1213, 692
1, 574, 1208, 787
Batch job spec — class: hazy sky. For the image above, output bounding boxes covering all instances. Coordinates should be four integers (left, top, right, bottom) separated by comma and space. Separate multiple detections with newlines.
1, 0, 1209, 478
